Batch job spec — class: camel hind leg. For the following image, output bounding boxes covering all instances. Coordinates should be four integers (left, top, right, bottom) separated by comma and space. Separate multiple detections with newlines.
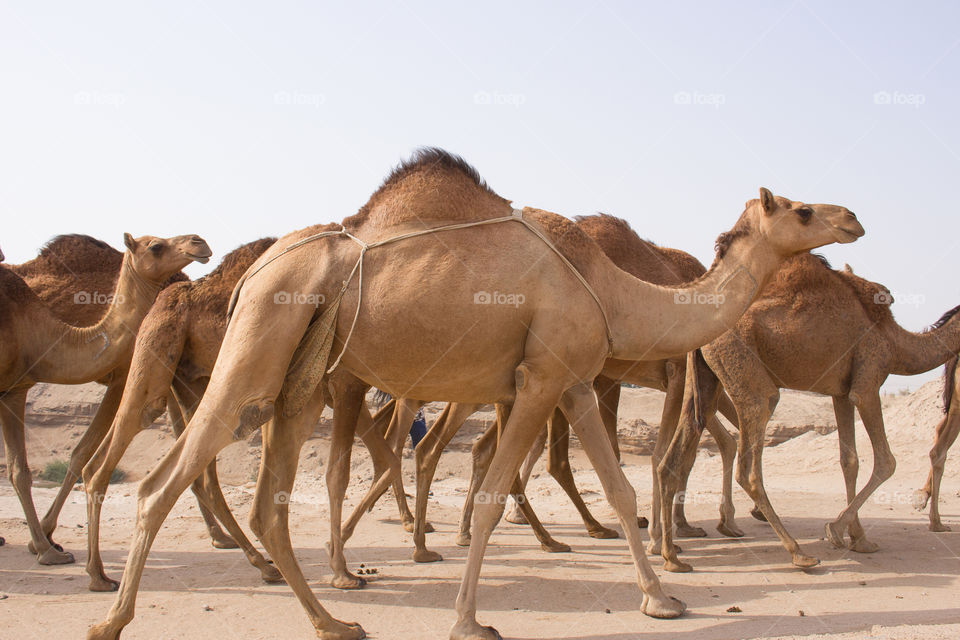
917, 407, 960, 532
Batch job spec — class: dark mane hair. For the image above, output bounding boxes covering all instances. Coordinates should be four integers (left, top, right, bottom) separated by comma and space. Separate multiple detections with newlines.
371, 147, 496, 202
40, 234, 114, 257
931, 304, 960, 331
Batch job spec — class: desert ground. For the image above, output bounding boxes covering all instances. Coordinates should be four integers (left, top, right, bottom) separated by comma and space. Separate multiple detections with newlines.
1, 381, 958, 639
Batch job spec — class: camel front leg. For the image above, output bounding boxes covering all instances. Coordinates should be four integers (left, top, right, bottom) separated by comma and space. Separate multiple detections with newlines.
1, 388, 74, 565
832, 395, 875, 552
707, 414, 743, 538
35, 377, 124, 555
825, 391, 895, 552
917, 408, 960, 532
457, 417, 499, 547
560, 382, 685, 619
544, 409, 618, 538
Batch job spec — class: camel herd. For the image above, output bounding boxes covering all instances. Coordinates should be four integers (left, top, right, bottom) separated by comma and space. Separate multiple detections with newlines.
1, 147, 957, 639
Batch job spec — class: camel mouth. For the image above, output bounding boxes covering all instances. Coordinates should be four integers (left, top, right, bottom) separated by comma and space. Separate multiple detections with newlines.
187, 252, 212, 264
831, 224, 864, 243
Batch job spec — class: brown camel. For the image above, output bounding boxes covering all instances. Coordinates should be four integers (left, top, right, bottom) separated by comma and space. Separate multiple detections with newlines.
0, 232, 211, 564
5, 234, 191, 559
87, 149, 862, 640
915, 356, 960, 531
79, 238, 283, 591
656, 254, 960, 572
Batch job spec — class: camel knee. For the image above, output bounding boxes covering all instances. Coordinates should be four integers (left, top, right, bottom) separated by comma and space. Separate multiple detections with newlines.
471, 500, 505, 536
875, 453, 896, 481
8, 461, 31, 490
141, 398, 167, 429
234, 400, 275, 440
840, 451, 859, 473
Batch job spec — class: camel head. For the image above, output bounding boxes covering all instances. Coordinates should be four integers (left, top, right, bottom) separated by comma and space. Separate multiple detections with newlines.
122, 233, 212, 283
745, 187, 864, 257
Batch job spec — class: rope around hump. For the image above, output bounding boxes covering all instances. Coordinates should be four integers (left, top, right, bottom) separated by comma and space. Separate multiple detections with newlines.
230, 208, 615, 380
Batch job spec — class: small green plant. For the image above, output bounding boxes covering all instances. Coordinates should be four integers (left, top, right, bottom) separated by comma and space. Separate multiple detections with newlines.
39, 459, 126, 484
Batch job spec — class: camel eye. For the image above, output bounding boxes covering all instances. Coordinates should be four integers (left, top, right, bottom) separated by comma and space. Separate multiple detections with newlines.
149, 243, 164, 255
796, 207, 813, 222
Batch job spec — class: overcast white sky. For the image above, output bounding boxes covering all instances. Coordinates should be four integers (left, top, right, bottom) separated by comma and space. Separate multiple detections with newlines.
2, 1, 958, 390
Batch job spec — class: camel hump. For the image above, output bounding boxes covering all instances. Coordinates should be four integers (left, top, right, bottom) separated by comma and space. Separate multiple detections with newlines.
342, 147, 512, 232
37, 234, 121, 274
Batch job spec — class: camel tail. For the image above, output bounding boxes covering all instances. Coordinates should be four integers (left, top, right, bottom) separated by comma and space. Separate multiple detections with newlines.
689, 349, 708, 434
278, 296, 343, 417
944, 356, 959, 414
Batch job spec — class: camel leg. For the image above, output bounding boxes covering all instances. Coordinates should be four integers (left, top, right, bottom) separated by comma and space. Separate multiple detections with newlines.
384, 399, 419, 531
169, 377, 283, 584
708, 414, 744, 538
167, 394, 236, 549
33, 378, 124, 555
916, 406, 960, 532
832, 395, 875, 552
658, 363, 706, 539
250, 387, 364, 639
561, 382, 684, 617
502, 424, 545, 525
544, 409, 618, 538
412, 402, 478, 561
457, 418, 499, 547
1, 388, 74, 564
825, 391, 895, 552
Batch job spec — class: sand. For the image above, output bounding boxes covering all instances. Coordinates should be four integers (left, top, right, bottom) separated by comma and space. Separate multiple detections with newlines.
1, 381, 958, 639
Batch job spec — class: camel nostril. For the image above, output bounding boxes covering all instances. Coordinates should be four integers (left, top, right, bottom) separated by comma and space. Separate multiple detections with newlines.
846, 211, 857, 220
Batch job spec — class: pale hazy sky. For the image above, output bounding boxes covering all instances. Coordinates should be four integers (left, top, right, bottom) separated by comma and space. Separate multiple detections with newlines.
2, 1, 958, 390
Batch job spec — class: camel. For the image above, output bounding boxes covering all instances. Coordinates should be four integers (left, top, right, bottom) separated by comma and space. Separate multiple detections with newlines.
87, 148, 863, 640
0, 232, 211, 564
5, 234, 190, 559
656, 255, 960, 573
79, 238, 283, 591
915, 356, 960, 531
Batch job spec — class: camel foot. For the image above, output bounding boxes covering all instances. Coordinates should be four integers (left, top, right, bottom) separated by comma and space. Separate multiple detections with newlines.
86, 621, 123, 640
330, 572, 367, 590
28, 539, 64, 555
209, 531, 239, 549
675, 524, 707, 538
504, 506, 527, 525
540, 539, 571, 553
750, 506, 768, 522
640, 593, 686, 618
663, 557, 693, 573
824, 522, 845, 548
637, 516, 649, 529
455, 533, 472, 547
913, 490, 931, 512
260, 562, 285, 583
317, 621, 366, 640
37, 546, 75, 565
586, 525, 619, 539
88, 574, 121, 592
646, 541, 681, 556
930, 521, 951, 533
402, 520, 435, 534
413, 548, 444, 563
849, 537, 879, 554
792, 553, 820, 569
0, 536, 5, 546
716, 521, 745, 538
450, 619, 502, 640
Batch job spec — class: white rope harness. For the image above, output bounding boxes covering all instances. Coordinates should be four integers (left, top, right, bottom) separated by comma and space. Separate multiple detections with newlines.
238, 208, 614, 373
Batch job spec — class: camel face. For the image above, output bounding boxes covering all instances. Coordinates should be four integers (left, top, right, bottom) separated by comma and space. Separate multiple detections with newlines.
752, 187, 864, 256
122, 233, 213, 283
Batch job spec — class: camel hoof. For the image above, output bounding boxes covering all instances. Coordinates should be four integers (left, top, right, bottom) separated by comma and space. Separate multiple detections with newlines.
849, 537, 879, 554
88, 576, 121, 592
86, 621, 123, 640
413, 549, 444, 563
541, 540, 572, 553
647, 541, 682, 556
504, 508, 528, 525
750, 506, 767, 522
637, 516, 649, 529
930, 521, 952, 533
587, 526, 619, 539
640, 594, 686, 618
450, 619, 503, 640
0, 536, 5, 546
455, 533, 472, 547
402, 521, 435, 533
792, 553, 820, 569
663, 558, 693, 573
675, 524, 707, 538
260, 563, 285, 583
210, 534, 240, 550
824, 522, 845, 548
28, 539, 64, 555
318, 620, 366, 640
913, 490, 931, 512
330, 572, 367, 590
37, 546, 75, 565
716, 522, 745, 538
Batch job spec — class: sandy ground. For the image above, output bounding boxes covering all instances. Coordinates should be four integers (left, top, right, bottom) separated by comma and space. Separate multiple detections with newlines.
1, 383, 959, 639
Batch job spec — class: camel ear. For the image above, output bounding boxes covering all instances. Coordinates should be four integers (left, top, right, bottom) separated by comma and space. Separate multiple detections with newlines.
759, 187, 776, 215
123, 233, 137, 251
843, 264, 854, 274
